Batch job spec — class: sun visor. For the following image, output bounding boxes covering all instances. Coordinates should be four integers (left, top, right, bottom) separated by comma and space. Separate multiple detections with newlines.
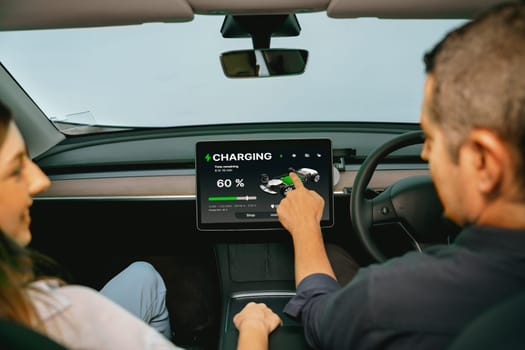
190, 0, 329, 15
0, 0, 194, 30
327, 0, 510, 19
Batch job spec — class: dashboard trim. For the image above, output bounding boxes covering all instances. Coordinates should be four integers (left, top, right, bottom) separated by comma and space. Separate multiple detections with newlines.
34, 168, 429, 199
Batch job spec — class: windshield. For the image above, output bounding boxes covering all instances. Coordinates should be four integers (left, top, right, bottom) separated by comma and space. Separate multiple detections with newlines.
0, 13, 465, 134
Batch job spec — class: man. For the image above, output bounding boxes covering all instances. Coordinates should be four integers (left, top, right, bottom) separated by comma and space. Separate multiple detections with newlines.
276, 2, 525, 349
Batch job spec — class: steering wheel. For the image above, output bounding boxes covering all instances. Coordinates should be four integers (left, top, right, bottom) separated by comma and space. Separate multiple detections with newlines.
350, 130, 445, 263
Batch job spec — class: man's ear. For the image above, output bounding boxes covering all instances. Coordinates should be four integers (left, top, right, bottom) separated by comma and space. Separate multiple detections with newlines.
465, 129, 508, 195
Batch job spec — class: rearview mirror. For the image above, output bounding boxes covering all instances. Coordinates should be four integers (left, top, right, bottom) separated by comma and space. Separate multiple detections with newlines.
220, 49, 308, 78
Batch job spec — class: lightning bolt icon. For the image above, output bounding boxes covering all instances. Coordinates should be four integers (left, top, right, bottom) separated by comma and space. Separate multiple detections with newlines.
205, 153, 211, 162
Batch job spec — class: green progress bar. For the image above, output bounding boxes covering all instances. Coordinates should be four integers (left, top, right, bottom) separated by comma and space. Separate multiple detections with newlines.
209, 196, 238, 201
208, 196, 257, 201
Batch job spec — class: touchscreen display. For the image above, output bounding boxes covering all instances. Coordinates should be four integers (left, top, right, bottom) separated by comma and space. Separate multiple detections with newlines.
195, 138, 334, 230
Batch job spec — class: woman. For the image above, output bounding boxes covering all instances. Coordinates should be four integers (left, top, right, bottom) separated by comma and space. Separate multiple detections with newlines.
0, 99, 180, 348
0, 99, 281, 349
0, 101, 173, 340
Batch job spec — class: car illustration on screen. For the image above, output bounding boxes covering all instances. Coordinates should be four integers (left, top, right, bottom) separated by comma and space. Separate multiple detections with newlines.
259, 167, 320, 195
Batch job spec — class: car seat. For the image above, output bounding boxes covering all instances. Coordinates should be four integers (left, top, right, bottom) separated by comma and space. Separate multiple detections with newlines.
0, 319, 68, 350
448, 291, 525, 349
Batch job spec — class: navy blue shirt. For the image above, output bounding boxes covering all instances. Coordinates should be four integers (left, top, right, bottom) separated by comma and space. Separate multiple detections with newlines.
284, 226, 525, 349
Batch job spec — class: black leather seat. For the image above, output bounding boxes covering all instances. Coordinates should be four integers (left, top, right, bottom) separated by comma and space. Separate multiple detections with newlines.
0, 319, 68, 350
448, 291, 525, 350
2, 292, 524, 350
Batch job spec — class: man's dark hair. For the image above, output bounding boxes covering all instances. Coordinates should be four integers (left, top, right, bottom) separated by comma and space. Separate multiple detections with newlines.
423, 2, 525, 193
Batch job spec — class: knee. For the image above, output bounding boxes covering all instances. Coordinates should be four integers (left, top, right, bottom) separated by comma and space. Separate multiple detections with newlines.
125, 261, 166, 290
127, 261, 156, 274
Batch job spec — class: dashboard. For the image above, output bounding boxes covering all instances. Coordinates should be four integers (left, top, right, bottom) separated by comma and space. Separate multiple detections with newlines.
35, 124, 429, 202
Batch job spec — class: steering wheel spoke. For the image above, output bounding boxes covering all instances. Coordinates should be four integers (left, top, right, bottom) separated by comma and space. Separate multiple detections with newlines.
371, 189, 398, 224
350, 130, 444, 262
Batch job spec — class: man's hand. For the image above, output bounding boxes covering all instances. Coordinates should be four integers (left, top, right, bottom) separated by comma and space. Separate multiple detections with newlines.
277, 172, 325, 236
277, 172, 336, 285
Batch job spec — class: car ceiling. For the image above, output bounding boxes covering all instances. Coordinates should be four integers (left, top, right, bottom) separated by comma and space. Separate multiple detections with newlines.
0, 0, 511, 31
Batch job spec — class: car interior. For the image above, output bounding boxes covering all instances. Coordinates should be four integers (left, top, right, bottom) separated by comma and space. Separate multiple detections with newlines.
0, 0, 522, 349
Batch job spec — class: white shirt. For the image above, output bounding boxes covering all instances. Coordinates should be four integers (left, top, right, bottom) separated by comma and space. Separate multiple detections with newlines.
28, 280, 185, 350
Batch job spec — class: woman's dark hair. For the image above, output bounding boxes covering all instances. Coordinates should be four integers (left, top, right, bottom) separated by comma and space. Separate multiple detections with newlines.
0, 99, 13, 146
0, 229, 40, 328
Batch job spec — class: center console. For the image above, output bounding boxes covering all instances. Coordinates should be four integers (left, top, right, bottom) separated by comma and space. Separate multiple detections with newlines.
196, 138, 331, 349
215, 243, 313, 350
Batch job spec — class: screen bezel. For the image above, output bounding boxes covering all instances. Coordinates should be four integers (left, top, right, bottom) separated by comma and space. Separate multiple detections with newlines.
195, 138, 334, 231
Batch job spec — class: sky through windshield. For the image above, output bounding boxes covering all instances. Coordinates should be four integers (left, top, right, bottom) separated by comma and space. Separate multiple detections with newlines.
0, 13, 465, 129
